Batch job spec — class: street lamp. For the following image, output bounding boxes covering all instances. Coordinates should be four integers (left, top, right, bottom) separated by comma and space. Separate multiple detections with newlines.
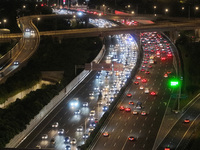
103, 4, 106, 15
195, 6, 199, 17
23, 5, 26, 9
131, 11, 135, 15
3, 19, 7, 28
165, 8, 169, 15
37, 17, 40, 27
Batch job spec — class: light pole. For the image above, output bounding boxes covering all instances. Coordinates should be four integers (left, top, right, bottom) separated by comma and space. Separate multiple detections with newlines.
165, 8, 169, 15
3, 19, 7, 28
154, 5, 156, 15
195, 6, 199, 18
103, 4, 105, 15
37, 17, 40, 27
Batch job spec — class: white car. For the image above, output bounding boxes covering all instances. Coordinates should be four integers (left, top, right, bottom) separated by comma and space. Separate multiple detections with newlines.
58, 129, 64, 135
89, 110, 95, 116
13, 61, 19, 65
70, 138, 77, 145
74, 109, 81, 115
144, 88, 149, 94
77, 126, 83, 132
52, 122, 59, 128
42, 134, 48, 139
132, 110, 138, 115
139, 86, 144, 90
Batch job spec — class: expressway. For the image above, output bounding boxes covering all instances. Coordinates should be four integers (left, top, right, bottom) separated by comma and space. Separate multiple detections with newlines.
17, 34, 139, 150
90, 32, 176, 150
0, 17, 40, 83
157, 94, 200, 150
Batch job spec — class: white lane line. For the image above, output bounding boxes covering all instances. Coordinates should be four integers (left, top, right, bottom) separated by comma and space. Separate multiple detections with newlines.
118, 135, 120, 139
136, 117, 138, 120
121, 138, 128, 150
104, 143, 106, 146
124, 122, 127, 126
116, 122, 118, 126
133, 123, 136, 126
146, 137, 148, 141
150, 106, 152, 110
142, 123, 145, 127
113, 143, 116, 147
151, 124, 154, 127
139, 130, 142, 133
121, 129, 124, 132
148, 130, 151, 134
143, 144, 146, 148
128, 117, 130, 120
158, 106, 160, 109
112, 128, 115, 132
130, 129, 132, 133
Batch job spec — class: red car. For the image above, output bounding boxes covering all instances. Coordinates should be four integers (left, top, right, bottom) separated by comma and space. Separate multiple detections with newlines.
141, 68, 145, 72
145, 71, 150, 74
136, 76, 141, 80
134, 81, 139, 85
141, 79, 147, 83
125, 107, 131, 112
129, 101, 134, 105
119, 106, 125, 111
128, 136, 135, 141
161, 57, 166, 61
148, 65, 152, 68
150, 91, 157, 96
164, 73, 168, 78
126, 93, 132, 97
103, 132, 109, 137
184, 119, 190, 123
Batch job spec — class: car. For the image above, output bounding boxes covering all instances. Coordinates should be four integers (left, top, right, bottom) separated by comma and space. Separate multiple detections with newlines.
77, 126, 83, 132
125, 107, 131, 112
128, 136, 135, 141
149, 59, 154, 64
89, 122, 96, 127
58, 129, 64, 135
102, 105, 108, 111
132, 110, 138, 115
52, 122, 59, 128
89, 110, 95, 116
70, 99, 79, 107
89, 127, 94, 132
161, 57, 166, 61
97, 100, 103, 105
136, 76, 141, 80
89, 91, 94, 96
70, 138, 77, 145
167, 71, 172, 74
164, 146, 171, 150
64, 136, 71, 143
150, 91, 157, 96
141, 111, 147, 116
126, 93, 132, 98
13, 61, 19, 65
144, 88, 149, 94
129, 101, 134, 105
139, 86, 144, 90
35, 145, 41, 149
141, 68, 145, 72
65, 145, 71, 150
82, 102, 88, 107
42, 134, 48, 140
184, 119, 190, 123
134, 81, 139, 85
74, 109, 81, 115
103, 132, 109, 137
145, 71, 150, 74
94, 118, 99, 123
83, 133, 89, 139
148, 65, 152, 68
119, 106, 125, 111
50, 138, 56, 144
141, 79, 147, 83
164, 73, 168, 78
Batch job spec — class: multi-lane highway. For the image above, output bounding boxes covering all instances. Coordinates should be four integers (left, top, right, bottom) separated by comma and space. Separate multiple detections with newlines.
90, 32, 176, 150
0, 17, 39, 82
17, 33, 139, 150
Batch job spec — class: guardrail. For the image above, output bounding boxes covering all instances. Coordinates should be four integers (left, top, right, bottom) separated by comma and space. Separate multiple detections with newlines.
6, 41, 106, 148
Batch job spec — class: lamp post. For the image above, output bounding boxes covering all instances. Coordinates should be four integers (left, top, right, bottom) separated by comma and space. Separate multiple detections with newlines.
153, 5, 156, 15
37, 17, 40, 27
165, 8, 169, 15
103, 4, 105, 15
3, 19, 7, 28
195, 6, 199, 18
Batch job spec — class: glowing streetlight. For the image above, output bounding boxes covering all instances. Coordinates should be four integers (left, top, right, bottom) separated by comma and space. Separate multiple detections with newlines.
195, 6, 199, 11
182, 7, 184, 10
131, 11, 135, 15
128, 5, 130, 8
23, 5, 26, 9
